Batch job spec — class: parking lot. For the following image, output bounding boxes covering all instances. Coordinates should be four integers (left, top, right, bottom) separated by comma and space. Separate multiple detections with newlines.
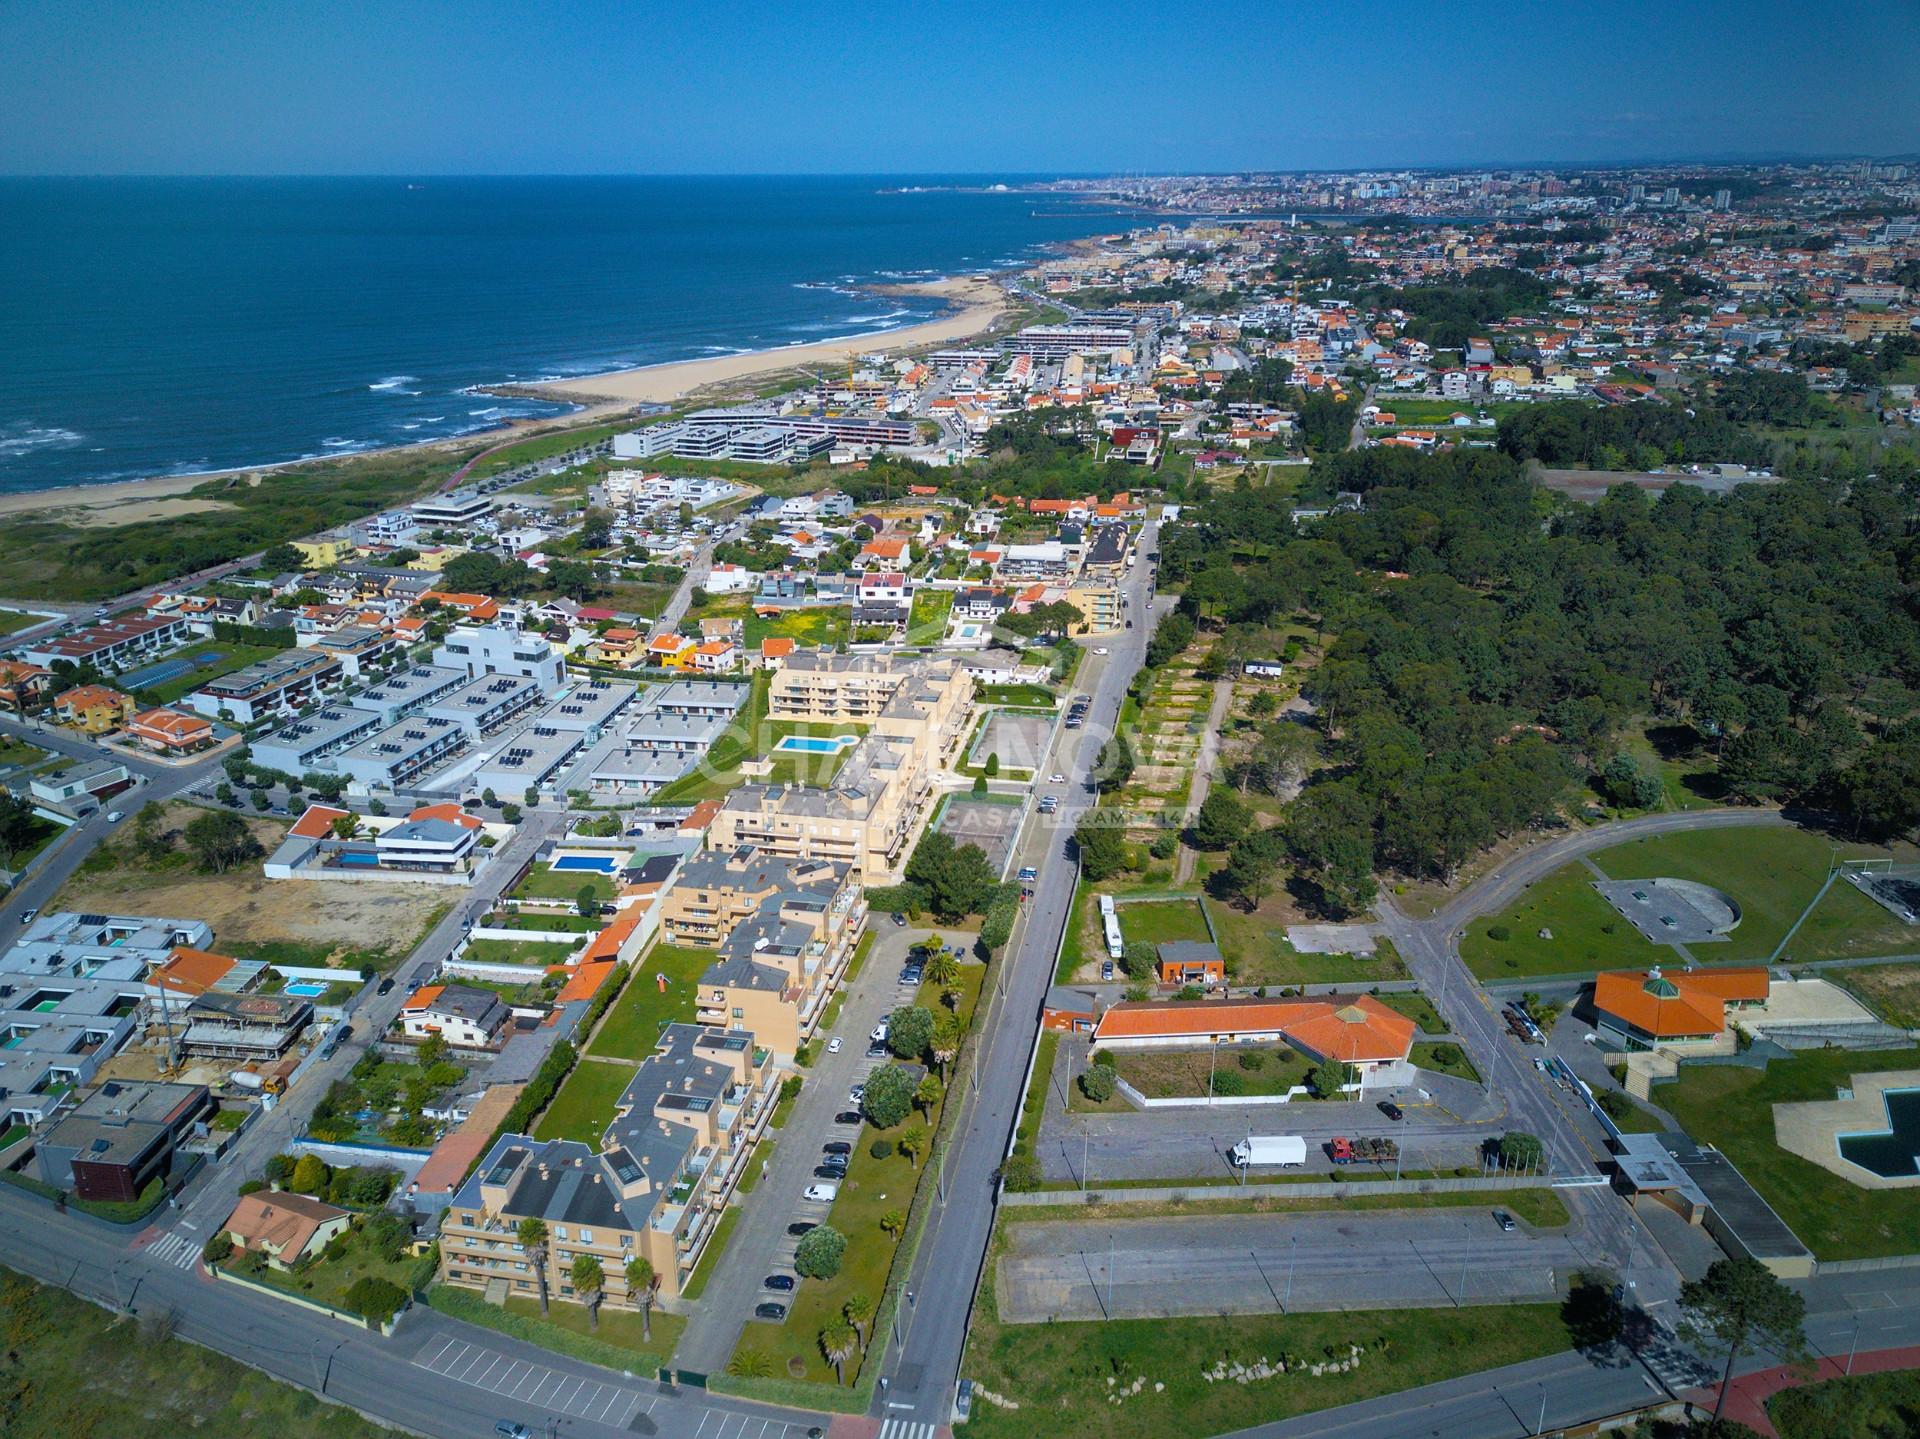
995, 1208, 1586, 1322
672, 924, 980, 1372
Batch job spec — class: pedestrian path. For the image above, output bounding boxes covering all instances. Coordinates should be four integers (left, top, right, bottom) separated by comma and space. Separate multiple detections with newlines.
142, 1231, 200, 1270
874, 1420, 945, 1439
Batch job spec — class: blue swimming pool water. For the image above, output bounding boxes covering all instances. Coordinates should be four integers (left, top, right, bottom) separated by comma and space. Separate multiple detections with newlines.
552, 854, 619, 873
775, 734, 855, 754
284, 981, 329, 997
1838, 1087, 1920, 1179
335, 851, 379, 866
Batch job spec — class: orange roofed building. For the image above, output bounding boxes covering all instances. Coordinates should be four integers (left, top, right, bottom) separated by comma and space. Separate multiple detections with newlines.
1591, 966, 1770, 1047
128, 706, 216, 755
1092, 994, 1416, 1088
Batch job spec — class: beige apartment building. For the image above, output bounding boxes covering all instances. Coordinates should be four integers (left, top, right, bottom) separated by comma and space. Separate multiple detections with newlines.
658, 846, 866, 1054
438, 1023, 771, 1306
712, 652, 973, 881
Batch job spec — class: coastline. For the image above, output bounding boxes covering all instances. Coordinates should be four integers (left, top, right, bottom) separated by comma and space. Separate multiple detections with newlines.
510, 274, 1010, 406
0, 275, 1016, 526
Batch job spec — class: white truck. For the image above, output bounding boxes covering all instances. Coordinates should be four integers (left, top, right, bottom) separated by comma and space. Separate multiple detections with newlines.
1230, 1134, 1307, 1169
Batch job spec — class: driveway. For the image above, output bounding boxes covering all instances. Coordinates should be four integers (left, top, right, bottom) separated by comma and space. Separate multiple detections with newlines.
996, 1208, 1586, 1322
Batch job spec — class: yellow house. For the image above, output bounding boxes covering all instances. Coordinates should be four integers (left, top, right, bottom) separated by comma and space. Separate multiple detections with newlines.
54, 684, 137, 735
293, 538, 354, 568
647, 634, 697, 670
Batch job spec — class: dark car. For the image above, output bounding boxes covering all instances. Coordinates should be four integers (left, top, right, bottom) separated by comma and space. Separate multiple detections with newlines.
834, 1111, 862, 1126
376, 977, 394, 995
891, 913, 907, 927
1378, 1100, 1404, 1121
786, 1221, 817, 1238
822, 1141, 852, 1156
753, 1302, 788, 1321
763, 1274, 796, 1291
866, 1041, 888, 1059
814, 1162, 848, 1179
1493, 1211, 1516, 1232
1101, 960, 1114, 981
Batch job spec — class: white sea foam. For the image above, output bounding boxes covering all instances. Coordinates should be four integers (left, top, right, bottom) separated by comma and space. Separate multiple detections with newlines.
368, 375, 419, 392
0, 424, 85, 461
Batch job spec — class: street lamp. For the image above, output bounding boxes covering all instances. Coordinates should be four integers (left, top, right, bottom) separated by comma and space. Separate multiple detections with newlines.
1284, 1234, 1297, 1311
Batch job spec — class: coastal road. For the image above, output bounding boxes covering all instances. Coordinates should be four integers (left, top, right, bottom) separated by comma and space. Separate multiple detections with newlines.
651, 538, 714, 638
874, 523, 1164, 1425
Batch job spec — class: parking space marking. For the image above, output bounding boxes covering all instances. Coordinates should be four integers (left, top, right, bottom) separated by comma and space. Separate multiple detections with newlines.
411, 1340, 653, 1426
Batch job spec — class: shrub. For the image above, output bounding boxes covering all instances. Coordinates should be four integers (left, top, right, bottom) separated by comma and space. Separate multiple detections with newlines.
1078, 1066, 1117, 1103
870, 1138, 892, 1160
290, 1154, 329, 1195
793, 1224, 846, 1281
1596, 1088, 1634, 1122
1092, 1048, 1115, 1068
1487, 924, 1511, 942
1237, 1050, 1265, 1071
1149, 832, 1178, 860
344, 1276, 408, 1323
264, 1153, 295, 1185
201, 1232, 234, 1265
236, 1179, 266, 1196
1211, 1070, 1245, 1096
1001, 1153, 1041, 1191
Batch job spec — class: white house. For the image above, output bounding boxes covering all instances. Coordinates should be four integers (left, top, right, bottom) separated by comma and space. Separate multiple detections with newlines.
705, 563, 753, 594
399, 983, 509, 1050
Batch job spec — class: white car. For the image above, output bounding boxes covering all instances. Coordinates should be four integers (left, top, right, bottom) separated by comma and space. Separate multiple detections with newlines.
826, 1037, 842, 1054
1048, 773, 1065, 784
1093, 647, 1109, 655
803, 1183, 839, 1203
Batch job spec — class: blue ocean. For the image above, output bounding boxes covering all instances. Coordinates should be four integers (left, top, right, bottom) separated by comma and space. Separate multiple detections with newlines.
0, 175, 1144, 493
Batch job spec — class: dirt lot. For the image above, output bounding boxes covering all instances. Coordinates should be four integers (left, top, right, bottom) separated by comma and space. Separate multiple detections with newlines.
1829, 961, 1920, 1028
53, 803, 450, 969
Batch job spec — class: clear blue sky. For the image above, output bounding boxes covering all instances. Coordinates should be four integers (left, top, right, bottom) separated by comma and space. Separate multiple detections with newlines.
2, 0, 1915, 175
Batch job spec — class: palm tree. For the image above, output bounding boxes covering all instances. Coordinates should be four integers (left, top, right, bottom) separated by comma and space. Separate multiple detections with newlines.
929, 1015, 960, 1081
515, 1217, 550, 1315
898, 1125, 928, 1171
941, 984, 963, 1013
821, 1322, 859, 1385
843, 1292, 875, 1353
879, 1208, 905, 1241
570, 1253, 605, 1331
625, 1255, 659, 1341
922, 951, 958, 988
914, 1074, 944, 1120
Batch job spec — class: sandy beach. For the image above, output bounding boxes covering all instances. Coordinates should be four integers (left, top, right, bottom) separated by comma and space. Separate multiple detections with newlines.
0, 274, 1010, 527
518, 274, 1010, 405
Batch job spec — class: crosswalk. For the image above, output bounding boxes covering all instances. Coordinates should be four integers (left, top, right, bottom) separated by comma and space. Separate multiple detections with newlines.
876, 1422, 943, 1439
143, 1231, 200, 1270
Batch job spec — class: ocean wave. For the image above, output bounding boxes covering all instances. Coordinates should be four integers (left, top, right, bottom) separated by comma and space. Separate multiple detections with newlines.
468, 407, 505, 418
0, 424, 85, 461
368, 375, 420, 392
420, 415, 446, 422
322, 437, 361, 448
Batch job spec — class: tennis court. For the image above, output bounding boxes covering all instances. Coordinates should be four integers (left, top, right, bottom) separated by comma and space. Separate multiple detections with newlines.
121, 651, 223, 691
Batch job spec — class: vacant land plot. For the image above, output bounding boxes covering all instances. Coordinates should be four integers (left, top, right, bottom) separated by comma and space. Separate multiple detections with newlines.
1207, 898, 1409, 985
586, 944, 713, 1058
55, 804, 448, 970
0, 1264, 396, 1438
1115, 1043, 1311, 1098
970, 709, 1052, 772
534, 1057, 635, 1144
1119, 899, 1212, 947
936, 792, 1024, 875
1825, 961, 1920, 1027
1656, 1044, 1920, 1261
744, 605, 849, 649
512, 864, 618, 903
1463, 863, 1660, 979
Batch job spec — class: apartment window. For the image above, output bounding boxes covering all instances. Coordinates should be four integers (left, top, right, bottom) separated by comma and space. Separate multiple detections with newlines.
579, 1229, 593, 1245
732, 1007, 743, 1020
553, 1226, 568, 1241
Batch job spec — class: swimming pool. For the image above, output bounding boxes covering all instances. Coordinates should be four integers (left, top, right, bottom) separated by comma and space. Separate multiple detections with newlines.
774, 734, 857, 755
551, 854, 619, 873
284, 981, 330, 997
1838, 1087, 1920, 1179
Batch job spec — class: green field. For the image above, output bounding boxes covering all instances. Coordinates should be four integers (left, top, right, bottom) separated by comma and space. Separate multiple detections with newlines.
1376, 992, 1447, 1034
511, 865, 618, 903
426, 1282, 684, 1372
461, 936, 578, 966
744, 605, 850, 650
651, 673, 770, 804
1465, 823, 1919, 979
1117, 899, 1212, 948
962, 1284, 1571, 1439
134, 641, 283, 705
976, 683, 1057, 709
534, 1057, 636, 1143
0, 608, 42, 636
1655, 1044, 1920, 1261
906, 588, 954, 645
1410, 1041, 1480, 1082
587, 944, 715, 1058
0, 1264, 397, 1437
1115, 1043, 1312, 1098
1206, 898, 1410, 985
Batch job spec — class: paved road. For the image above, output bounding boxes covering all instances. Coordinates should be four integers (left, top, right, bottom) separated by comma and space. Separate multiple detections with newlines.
996, 1209, 1584, 1322
651, 539, 715, 639
876, 524, 1165, 1424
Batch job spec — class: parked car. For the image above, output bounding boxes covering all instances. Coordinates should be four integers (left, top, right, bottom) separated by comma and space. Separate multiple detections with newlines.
870, 1021, 890, 1043
822, 1141, 851, 1155
18, 909, 36, 925
1494, 1211, 1517, 1233
814, 1162, 847, 1179
1018, 866, 1038, 881
1377, 1101, 1404, 1121
496, 1423, 533, 1439
376, 977, 394, 995
834, 1111, 862, 1126
891, 913, 907, 927
786, 1222, 817, 1237
753, 1302, 788, 1321
763, 1274, 796, 1291
826, 1037, 842, 1054
1101, 960, 1114, 981
866, 1042, 888, 1059
803, 1183, 839, 1203
848, 1085, 865, 1104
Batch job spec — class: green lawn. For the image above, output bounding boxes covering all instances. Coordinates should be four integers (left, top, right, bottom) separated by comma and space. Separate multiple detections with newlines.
1376, 992, 1447, 1034
136, 641, 283, 705
905, 588, 954, 645
534, 1058, 635, 1143
976, 683, 1057, 709
652, 673, 771, 804
1115, 1043, 1311, 1098
1462, 862, 1658, 980
461, 936, 578, 966
758, 720, 866, 788
744, 606, 850, 650
1118, 899, 1212, 947
1655, 1043, 1920, 1260
1206, 899, 1410, 985
512, 866, 618, 903
0, 608, 42, 636
426, 1283, 683, 1372
482, 910, 602, 934
1410, 1041, 1480, 1083
962, 1287, 1571, 1439
1, 1264, 398, 1438
587, 944, 715, 1058
1769, 1368, 1920, 1439
683, 1206, 742, 1300
0, 738, 50, 770
229, 1223, 421, 1318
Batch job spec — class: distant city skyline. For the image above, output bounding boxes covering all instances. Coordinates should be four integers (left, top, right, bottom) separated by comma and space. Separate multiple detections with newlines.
2, 0, 1916, 176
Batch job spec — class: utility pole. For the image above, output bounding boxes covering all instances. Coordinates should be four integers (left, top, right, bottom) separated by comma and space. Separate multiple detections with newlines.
1284, 1234, 1297, 1311
1106, 1231, 1114, 1316
1458, 1222, 1470, 1307
1535, 1384, 1547, 1436
1847, 1316, 1861, 1375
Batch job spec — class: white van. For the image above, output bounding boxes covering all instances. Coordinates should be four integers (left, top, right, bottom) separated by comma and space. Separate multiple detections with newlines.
803, 1183, 839, 1203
